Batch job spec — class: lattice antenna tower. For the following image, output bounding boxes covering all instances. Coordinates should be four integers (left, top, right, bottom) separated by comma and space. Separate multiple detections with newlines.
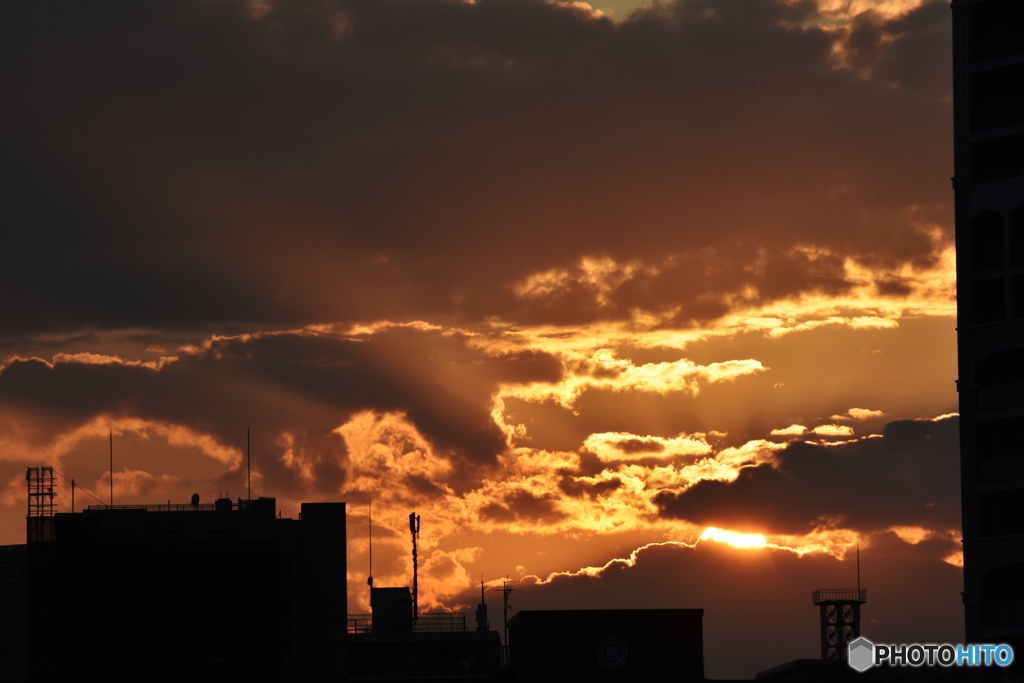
26, 466, 57, 543
812, 546, 866, 661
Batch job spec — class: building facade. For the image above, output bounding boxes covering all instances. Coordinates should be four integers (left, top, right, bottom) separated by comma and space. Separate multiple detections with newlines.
508, 609, 704, 682
16, 497, 346, 683
952, 0, 1024, 669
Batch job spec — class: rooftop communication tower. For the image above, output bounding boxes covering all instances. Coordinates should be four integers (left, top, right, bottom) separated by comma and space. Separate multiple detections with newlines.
26, 466, 56, 543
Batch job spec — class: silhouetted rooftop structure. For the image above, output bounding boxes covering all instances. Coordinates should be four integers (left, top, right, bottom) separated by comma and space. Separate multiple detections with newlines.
19, 495, 346, 683
5, 480, 709, 682
509, 609, 704, 682
346, 585, 502, 680
812, 588, 866, 662
754, 658, 873, 681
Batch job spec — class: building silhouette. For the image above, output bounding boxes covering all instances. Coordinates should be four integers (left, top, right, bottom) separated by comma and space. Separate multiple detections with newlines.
508, 609, 704, 682
347, 586, 502, 680
952, 0, 1024, 670
14, 494, 347, 683
3, 475, 707, 681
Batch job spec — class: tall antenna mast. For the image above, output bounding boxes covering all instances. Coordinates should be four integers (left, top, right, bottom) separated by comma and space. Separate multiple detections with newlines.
856, 542, 861, 591
410, 512, 421, 623
367, 499, 373, 589
475, 577, 490, 632
247, 427, 252, 502
109, 430, 113, 507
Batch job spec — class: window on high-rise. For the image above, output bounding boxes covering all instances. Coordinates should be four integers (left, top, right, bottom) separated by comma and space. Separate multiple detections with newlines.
1014, 274, 1024, 319
969, 0, 1024, 64
1011, 206, 1024, 267
977, 417, 1024, 482
970, 63, 1024, 132
976, 348, 1024, 411
978, 491, 1024, 537
972, 277, 1005, 323
982, 563, 1024, 627
971, 132, 1024, 181
972, 211, 1004, 271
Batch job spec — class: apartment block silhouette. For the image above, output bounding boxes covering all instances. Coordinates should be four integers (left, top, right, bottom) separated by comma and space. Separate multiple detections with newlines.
952, 0, 1024, 669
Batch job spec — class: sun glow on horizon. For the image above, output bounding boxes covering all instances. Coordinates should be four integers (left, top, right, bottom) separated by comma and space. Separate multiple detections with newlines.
700, 527, 769, 549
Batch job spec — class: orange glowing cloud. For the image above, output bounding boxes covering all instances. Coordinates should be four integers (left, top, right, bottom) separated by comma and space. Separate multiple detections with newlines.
771, 424, 808, 437
497, 350, 766, 411
887, 525, 960, 546
810, 424, 856, 438
832, 407, 885, 421
0, 415, 242, 470
99, 467, 182, 499
943, 550, 964, 568
803, 0, 931, 22
333, 410, 457, 501
513, 256, 653, 306
506, 230, 953, 341
1, 351, 174, 374
582, 431, 712, 462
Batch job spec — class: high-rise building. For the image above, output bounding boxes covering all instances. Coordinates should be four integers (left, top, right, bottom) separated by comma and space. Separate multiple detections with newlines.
952, 0, 1024, 667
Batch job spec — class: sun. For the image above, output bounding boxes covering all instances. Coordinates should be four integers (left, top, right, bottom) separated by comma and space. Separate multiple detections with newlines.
700, 527, 769, 549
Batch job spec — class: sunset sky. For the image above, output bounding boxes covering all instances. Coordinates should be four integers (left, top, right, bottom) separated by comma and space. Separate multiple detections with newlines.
0, 0, 960, 677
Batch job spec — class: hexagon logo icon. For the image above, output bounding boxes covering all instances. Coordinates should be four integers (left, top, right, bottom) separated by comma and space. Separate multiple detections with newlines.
848, 636, 875, 672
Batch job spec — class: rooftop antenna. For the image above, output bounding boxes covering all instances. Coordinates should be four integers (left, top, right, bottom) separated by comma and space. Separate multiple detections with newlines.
247, 427, 252, 503
410, 511, 421, 623
856, 542, 861, 592
367, 498, 373, 590
475, 577, 490, 631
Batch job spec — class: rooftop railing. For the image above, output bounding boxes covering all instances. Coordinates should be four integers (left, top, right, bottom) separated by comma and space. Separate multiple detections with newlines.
347, 612, 468, 634
812, 589, 867, 604
86, 503, 217, 512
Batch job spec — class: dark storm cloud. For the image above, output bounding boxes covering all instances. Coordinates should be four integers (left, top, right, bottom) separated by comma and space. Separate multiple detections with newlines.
557, 472, 622, 498
654, 415, 960, 534
0, 327, 563, 494
612, 438, 664, 454
842, 0, 951, 94
516, 246, 860, 326
1, 0, 951, 334
479, 487, 569, 523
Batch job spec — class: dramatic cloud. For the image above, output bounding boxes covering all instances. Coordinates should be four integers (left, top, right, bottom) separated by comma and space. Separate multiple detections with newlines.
654, 415, 960, 536
1, 0, 951, 336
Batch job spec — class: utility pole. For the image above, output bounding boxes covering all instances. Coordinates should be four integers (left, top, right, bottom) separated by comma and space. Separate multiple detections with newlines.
491, 576, 518, 667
